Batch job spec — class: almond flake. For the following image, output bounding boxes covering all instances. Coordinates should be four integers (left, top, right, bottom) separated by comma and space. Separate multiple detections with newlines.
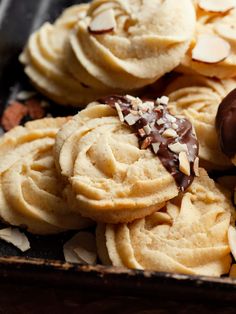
115, 102, 124, 122
124, 113, 139, 125
89, 9, 116, 34
228, 226, 236, 261
156, 96, 169, 106
193, 157, 200, 177
157, 118, 165, 125
0, 228, 30, 252
140, 101, 154, 112
198, 0, 236, 13
162, 128, 178, 138
63, 232, 97, 265
143, 124, 152, 135
172, 123, 178, 130
152, 143, 160, 154
192, 34, 231, 64
141, 137, 152, 149
168, 142, 188, 154
179, 152, 191, 176
166, 114, 177, 123
215, 24, 236, 43
138, 128, 146, 137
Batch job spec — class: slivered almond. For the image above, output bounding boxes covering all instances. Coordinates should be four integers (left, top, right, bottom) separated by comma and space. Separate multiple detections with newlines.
156, 96, 169, 106
198, 0, 236, 13
179, 152, 191, 176
228, 226, 236, 261
193, 157, 200, 177
88, 9, 116, 34
192, 34, 231, 64
141, 137, 152, 149
143, 124, 152, 135
125, 113, 139, 125
152, 143, 160, 154
115, 102, 124, 122
168, 142, 188, 154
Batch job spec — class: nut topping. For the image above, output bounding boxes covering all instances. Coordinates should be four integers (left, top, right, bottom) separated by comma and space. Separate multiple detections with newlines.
88, 9, 116, 34
179, 152, 191, 176
198, 0, 236, 13
192, 34, 231, 64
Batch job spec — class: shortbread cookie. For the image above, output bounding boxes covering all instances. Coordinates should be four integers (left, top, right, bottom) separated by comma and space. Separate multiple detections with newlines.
19, 4, 116, 106
69, 0, 196, 90
97, 169, 234, 277
179, 1, 236, 78
0, 118, 92, 234
165, 74, 235, 169
216, 88, 236, 167
54, 96, 199, 223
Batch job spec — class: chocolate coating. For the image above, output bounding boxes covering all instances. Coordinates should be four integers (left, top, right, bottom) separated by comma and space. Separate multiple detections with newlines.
216, 88, 236, 158
99, 95, 199, 191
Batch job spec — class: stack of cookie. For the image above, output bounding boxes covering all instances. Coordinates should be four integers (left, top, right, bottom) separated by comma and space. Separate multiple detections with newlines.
3, 0, 236, 277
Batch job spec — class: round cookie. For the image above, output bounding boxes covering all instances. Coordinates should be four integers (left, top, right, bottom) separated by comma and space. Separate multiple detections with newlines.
179, 1, 236, 78
0, 118, 92, 234
19, 4, 117, 106
69, 0, 196, 90
96, 169, 234, 277
165, 74, 235, 169
54, 96, 199, 224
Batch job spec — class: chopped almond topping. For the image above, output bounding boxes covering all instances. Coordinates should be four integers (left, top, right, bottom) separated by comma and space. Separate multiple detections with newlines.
152, 142, 160, 154
124, 113, 139, 125
115, 102, 124, 122
168, 142, 188, 154
193, 157, 200, 177
179, 152, 191, 176
143, 124, 152, 135
162, 128, 178, 138
192, 34, 231, 64
141, 137, 152, 149
138, 128, 146, 137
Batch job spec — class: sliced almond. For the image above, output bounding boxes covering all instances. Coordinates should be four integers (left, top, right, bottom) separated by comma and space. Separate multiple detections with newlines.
141, 137, 152, 149
168, 142, 188, 154
179, 152, 191, 176
162, 128, 178, 138
157, 118, 165, 126
138, 128, 146, 137
88, 9, 116, 34
156, 96, 169, 106
17, 91, 37, 101
192, 34, 231, 64
0, 228, 30, 252
215, 24, 236, 43
63, 232, 97, 265
198, 0, 236, 13
193, 157, 200, 177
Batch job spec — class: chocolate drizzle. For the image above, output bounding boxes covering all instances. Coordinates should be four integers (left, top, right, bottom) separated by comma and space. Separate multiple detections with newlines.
99, 95, 199, 191
216, 88, 236, 158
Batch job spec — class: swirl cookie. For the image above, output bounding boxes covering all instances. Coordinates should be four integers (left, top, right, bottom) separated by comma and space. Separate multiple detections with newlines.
54, 96, 199, 223
0, 118, 92, 234
96, 169, 234, 277
165, 74, 236, 169
19, 4, 116, 106
179, 1, 236, 78
68, 0, 196, 90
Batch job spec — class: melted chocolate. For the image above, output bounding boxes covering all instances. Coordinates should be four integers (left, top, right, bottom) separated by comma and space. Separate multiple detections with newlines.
99, 95, 199, 191
216, 88, 236, 158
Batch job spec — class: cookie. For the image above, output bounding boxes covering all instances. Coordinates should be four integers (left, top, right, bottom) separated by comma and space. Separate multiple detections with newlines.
216, 88, 236, 167
96, 169, 234, 277
179, 1, 236, 78
0, 118, 92, 234
165, 74, 235, 169
19, 4, 113, 106
54, 96, 199, 223
68, 0, 196, 90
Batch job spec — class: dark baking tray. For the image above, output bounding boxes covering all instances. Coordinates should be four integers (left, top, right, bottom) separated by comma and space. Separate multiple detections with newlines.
0, 0, 236, 312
